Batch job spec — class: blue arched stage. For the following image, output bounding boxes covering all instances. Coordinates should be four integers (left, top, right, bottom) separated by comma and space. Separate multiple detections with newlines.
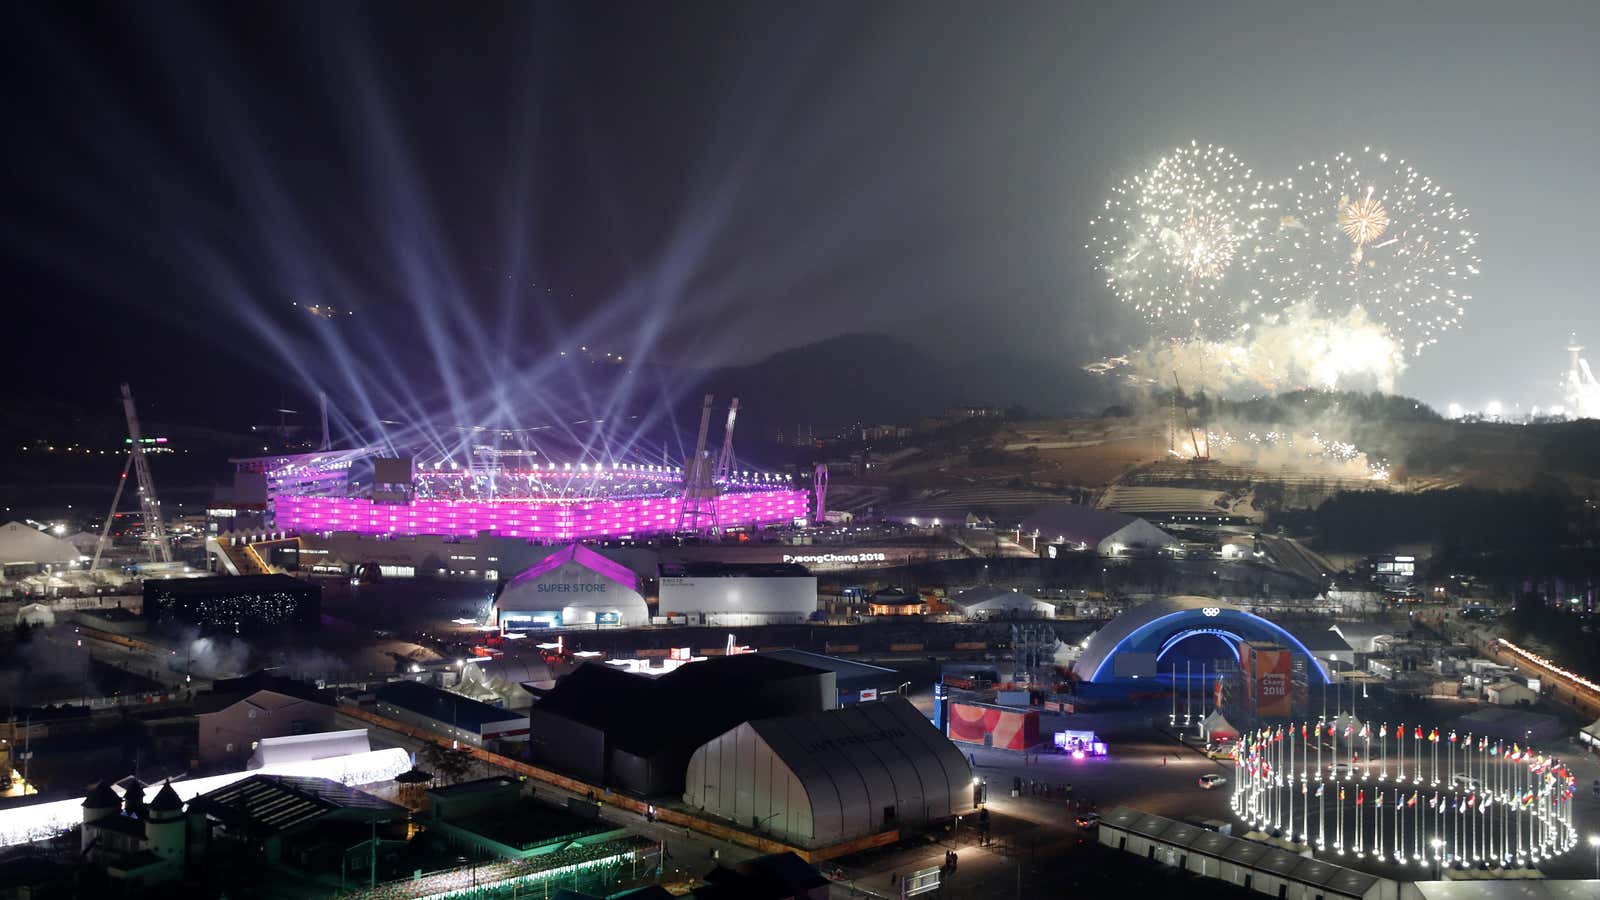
1076, 596, 1331, 684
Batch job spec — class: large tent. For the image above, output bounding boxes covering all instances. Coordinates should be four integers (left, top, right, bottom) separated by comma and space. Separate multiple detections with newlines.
949, 586, 1055, 620
494, 543, 649, 628
0, 522, 84, 569
683, 695, 972, 848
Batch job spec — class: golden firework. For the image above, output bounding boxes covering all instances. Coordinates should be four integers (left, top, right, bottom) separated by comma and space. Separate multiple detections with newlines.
1337, 191, 1389, 246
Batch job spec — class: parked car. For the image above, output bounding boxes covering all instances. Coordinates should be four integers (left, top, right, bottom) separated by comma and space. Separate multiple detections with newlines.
1075, 812, 1101, 830
1198, 774, 1227, 790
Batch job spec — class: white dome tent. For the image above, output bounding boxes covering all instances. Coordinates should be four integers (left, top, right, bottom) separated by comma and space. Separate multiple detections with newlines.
0, 522, 85, 571
949, 586, 1055, 620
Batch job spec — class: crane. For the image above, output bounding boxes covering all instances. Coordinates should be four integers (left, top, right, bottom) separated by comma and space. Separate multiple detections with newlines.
91, 384, 171, 570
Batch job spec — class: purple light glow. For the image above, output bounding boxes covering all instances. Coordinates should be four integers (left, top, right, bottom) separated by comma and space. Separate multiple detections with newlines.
274, 490, 808, 541
505, 543, 640, 592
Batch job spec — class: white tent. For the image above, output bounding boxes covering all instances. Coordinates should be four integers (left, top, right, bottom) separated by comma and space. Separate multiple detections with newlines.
0, 522, 83, 568
950, 586, 1055, 620
15, 602, 55, 627
1202, 709, 1240, 740
1580, 718, 1600, 748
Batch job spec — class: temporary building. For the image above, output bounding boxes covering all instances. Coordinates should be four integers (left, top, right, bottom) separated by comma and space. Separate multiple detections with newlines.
682, 695, 973, 848
948, 586, 1055, 620
1018, 505, 1176, 556
1580, 718, 1600, 748
494, 543, 648, 628
1201, 710, 1239, 742
0, 522, 83, 569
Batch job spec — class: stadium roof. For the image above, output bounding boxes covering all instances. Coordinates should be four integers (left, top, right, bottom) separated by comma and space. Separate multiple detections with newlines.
1075, 596, 1331, 684
0, 522, 83, 566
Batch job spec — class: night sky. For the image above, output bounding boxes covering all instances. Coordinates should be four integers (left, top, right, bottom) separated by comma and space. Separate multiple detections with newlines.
5, 1, 1597, 422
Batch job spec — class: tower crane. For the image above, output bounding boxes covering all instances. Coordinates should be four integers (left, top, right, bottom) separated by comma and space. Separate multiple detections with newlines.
90, 384, 172, 570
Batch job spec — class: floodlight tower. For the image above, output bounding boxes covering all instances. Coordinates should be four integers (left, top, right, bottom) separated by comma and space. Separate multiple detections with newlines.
678, 394, 721, 534
714, 398, 739, 482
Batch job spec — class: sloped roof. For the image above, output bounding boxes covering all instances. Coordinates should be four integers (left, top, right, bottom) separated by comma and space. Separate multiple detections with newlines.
0, 522, 82, 566
1018, 504, 1138, 543
950, 586, 1054, 612
189, 774, 402, 835
505, 543, 639, 593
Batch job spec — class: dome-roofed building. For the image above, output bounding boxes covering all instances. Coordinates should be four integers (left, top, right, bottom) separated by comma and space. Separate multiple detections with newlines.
949, 586, 1055, 620
494, 543, 648, 629
1074, 596, 1330, 684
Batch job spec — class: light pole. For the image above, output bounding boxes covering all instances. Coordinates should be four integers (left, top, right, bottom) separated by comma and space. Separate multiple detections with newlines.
1589, 834, 1599, 879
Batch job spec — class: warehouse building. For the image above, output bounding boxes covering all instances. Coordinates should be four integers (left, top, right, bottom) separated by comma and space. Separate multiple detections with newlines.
525, 654, 833, 796
195, 671, 336, 768
682, 695, 974, 848
494, 543, 650, 629
657, 561, 817, 626
373, 680, 529, 747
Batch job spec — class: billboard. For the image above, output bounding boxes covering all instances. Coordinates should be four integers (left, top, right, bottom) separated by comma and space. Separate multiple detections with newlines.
947, 702, 1040, 750
1240, 641, 1292, 717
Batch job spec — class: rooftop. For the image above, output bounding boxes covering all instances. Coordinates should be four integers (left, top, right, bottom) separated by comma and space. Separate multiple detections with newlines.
189, 774, 403, 835
374, 680, 525, 731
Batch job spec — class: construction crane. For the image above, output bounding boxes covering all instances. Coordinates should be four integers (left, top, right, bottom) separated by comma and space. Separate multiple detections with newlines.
1172, 371, 1208, 461
90, 384, 171, 570
714, 397, 739, 482
677, 394, 721, 534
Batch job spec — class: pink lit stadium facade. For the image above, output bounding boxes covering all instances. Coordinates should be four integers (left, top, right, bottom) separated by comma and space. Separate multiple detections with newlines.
240, 451, 809, 542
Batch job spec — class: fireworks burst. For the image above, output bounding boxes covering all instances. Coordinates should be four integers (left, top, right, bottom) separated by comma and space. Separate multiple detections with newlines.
1088, 142, 1266, 336
1251, 148, 1479, 357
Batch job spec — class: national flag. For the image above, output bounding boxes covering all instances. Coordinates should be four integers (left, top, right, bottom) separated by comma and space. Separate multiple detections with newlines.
1374, 792, 1383, 808
1428, 728, 1439, 743
1315, 783, 1325, 798
1466, 794, 1476, 809
1301, 781, 1308, 795
1428, 793, 1438, 809
1345, 722, 1354, 737
1449, 731, 1457, 743
1479, 735, 1488, 751
1338, 786, 1345, 801
1509, 743, 1521, 761
1301, 724, 1308, 740
1327, 724, 1336, 737
1406, 792, 1418, 808
1413, 725, 1423, 740
1394, 724, 1404, 740
1356, 789, 1364, 806
1492, 741, 1501, 757
1358, 723, 1369, 738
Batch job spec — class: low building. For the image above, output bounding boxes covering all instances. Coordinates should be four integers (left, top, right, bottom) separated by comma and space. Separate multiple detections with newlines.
247, 730, 371, 769
1097, 806, 1386, 900
1293, 627, 1356, 667
525, 654, 833, 796
195, 671, 337, 769
657, 561, 817, 626
758, 649, 905, 705
187, 774, 407, 879
423, 777, 628, 861
144, 574, 319, 633
1483, 679, 1538, 706
682, 696, 974, 848
373, 680, 529, 747
1330, 622, 1403, 655
79, 780, 188, 890
866, 587, 925, 616
494, 543, 649, 629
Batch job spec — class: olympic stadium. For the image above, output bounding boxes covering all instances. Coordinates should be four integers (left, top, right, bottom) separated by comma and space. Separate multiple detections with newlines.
230, 430, 808, 542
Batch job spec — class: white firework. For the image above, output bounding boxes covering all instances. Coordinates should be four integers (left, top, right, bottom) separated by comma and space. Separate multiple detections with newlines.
1089, 142, 1267, 337
1250, 148, 1479, 357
